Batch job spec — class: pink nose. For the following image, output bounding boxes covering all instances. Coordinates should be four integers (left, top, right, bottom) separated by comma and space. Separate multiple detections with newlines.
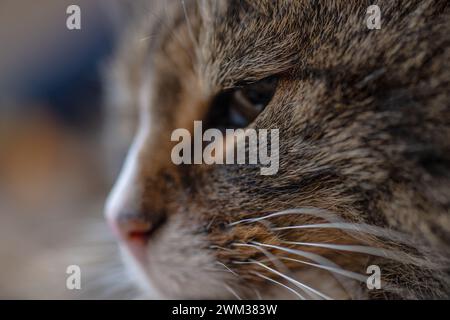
104, 150, 166, 247
107, 212, 166, 265
107, 207, 167, 248
108, 216, 153, 244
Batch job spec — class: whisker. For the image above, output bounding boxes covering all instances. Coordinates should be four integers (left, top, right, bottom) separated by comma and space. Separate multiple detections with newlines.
229, 207, 334, 227
273, 222, 415, 246
283, 241, 437, 268
216, 262, 239, 277
251, 271, 306, 300
215, 261, 265, 300
233, 243, 313, 299
278, 256, 367, 282
229, 207, 418, 249
252, 241, 342, 270
234, 260, 333, 300
233, 243, 289, 274
225, 284, 242, 300
253, 288, 263, 300
209, 245, 234, 253
278, 256, 411, 298
250, 241, 359, 297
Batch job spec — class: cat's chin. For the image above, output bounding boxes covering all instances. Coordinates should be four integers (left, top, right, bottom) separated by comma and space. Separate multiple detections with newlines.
118, 241, 237, 299
119, 245, 163, 298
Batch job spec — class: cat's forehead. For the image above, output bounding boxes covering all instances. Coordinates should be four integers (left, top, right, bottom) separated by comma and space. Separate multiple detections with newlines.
200, 1, 302, 89
147, 0, 302, 91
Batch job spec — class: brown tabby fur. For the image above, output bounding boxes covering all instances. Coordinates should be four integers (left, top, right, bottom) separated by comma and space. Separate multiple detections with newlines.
105, 0, 450, 299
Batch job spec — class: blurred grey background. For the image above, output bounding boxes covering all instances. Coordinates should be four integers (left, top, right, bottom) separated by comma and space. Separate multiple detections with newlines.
0, 0, 139, 298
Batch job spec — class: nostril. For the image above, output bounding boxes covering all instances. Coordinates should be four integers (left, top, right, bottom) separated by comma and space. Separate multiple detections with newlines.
125, 220, 153, 245
112, 213, 166, 245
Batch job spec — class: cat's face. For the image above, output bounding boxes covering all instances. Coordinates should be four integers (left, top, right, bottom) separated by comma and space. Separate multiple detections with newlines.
104, 1, 450, 299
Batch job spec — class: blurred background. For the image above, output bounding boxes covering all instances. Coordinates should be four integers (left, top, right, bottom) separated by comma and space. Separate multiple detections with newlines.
0, 0, 140, 298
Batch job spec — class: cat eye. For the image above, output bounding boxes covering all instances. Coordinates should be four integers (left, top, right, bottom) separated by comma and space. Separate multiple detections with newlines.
206, 76, 278, 130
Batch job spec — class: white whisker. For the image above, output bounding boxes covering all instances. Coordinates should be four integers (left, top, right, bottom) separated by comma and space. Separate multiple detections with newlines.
253, 288, 263, 300
251, 241, 359, 296
251, 271, 306, 300
252, 241, 341, 270
225, 284, 242, 300
233, 243, 289, 274
229, 207, 334, 226
229, 207, 418, 249
283, 241, 436, 268
279, 256, 367, 282
273, 222, 414, 246
209, 245, 234, 253
235, 259, 333, 300
216, 262, 239, 277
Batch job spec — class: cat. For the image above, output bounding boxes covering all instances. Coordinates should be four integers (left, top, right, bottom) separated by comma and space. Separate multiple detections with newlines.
103, 0, 450, 299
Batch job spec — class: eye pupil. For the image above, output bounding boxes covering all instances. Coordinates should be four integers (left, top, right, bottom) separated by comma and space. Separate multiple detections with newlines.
205, 76, 278, 130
